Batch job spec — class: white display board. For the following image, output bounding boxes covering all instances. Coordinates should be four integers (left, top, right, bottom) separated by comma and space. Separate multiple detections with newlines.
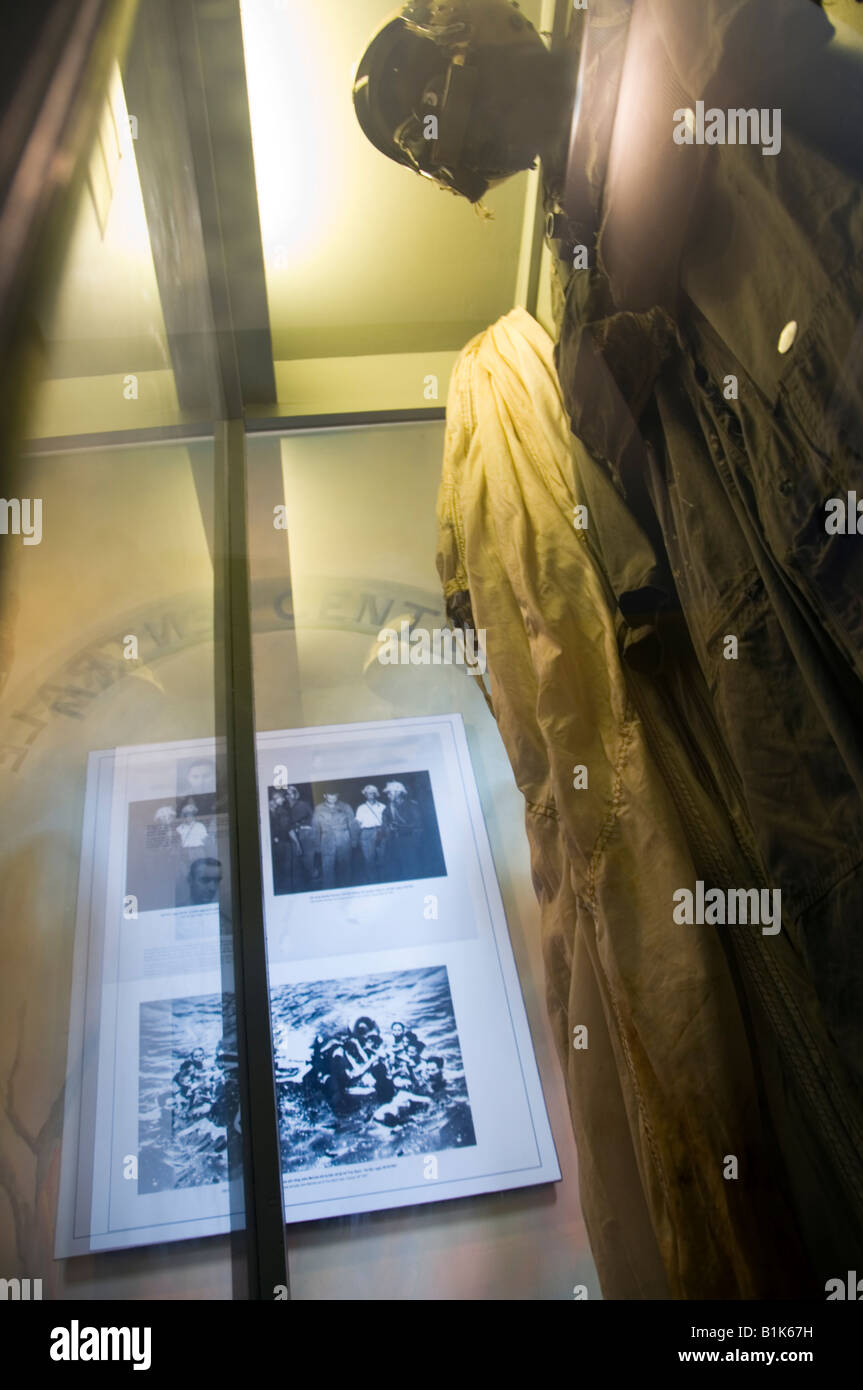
56, 715, 559, 1255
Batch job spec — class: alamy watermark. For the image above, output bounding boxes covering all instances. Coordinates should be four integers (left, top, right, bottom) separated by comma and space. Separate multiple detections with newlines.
50, 1321, 151, 1371
673, 881, 781, 935
0, 497, 42, 545
825, 1271, 863, 1299
674, 103, 781, 157
0, 1276, 42, 1299
376, 622, 487, 674
825, 492, 863, 534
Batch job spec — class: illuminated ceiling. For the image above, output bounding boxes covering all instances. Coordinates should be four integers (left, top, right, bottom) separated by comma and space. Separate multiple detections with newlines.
240, 0, 542, 359
28, 0, 545, 435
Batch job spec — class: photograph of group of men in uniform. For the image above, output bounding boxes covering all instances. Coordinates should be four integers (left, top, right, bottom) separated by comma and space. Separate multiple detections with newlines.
130, 798, 223, 913
267, 770, 446, 894
271, 965, 475, 1170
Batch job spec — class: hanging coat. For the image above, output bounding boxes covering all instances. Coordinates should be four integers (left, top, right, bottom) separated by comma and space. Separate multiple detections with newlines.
436, 306, 815, 1299
543, 0, 863, 1283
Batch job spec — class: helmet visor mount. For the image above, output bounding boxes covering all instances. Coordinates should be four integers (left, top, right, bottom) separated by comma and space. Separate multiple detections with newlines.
391, 59, 496, 203
353, 6, 547, 204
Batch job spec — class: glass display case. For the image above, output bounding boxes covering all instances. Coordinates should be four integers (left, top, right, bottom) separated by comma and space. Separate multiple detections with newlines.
0, 0, 594, 1302
5, 0, 863, 1334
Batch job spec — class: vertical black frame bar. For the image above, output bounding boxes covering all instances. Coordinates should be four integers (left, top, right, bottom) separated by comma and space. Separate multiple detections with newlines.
123, 0, 287, 1297
214, 417, 290, 1299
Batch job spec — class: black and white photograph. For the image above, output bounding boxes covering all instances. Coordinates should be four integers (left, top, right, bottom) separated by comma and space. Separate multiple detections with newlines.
271, 965, 475, 1171
137, 992, 239, 1194
175, 755, 220, 802
137, 967, 474, 1194
267, 771, 446, 895
126, 794, 226, 912
56, 720, 559, 1255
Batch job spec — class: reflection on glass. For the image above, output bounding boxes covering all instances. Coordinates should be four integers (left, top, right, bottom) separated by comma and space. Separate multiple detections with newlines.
247, 426, 595, 1299
0, 434, 244, 1294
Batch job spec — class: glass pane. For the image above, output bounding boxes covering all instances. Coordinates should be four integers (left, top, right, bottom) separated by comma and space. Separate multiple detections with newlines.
0, 434, 250, 1296
0, 22, 251, 1301
29, 62, 186, 440
247, 424, 598, 1300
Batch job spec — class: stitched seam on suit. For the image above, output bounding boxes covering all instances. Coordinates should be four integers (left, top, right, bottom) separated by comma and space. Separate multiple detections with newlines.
585, 703, 637, 915
576, 705, 678, 1224
601, 932, 676, 1226
448, 491, 469, 588
439, 484, 470, 596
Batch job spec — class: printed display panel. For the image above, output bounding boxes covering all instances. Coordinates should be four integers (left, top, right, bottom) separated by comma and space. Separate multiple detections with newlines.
55, 715, 559, 1253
